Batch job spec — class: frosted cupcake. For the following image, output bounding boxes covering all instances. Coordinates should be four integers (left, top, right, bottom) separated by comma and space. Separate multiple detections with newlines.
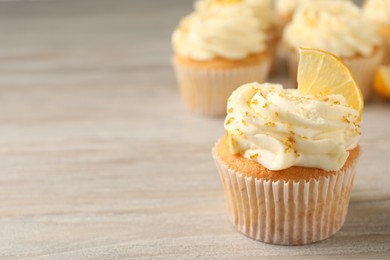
213, 48, 364, 245
283, 1, 382, 100
363, 0, 390, 64
213, 82, 361, 245
172, 0, 272, 116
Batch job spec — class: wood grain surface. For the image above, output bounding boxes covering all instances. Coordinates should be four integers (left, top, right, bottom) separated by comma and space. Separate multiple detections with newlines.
0, 0, 389, 259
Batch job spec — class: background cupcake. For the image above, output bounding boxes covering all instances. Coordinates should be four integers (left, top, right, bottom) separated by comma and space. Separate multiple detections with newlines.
172, 0, 273, 116
363, 0, 390, 64
283, 0, 382, 100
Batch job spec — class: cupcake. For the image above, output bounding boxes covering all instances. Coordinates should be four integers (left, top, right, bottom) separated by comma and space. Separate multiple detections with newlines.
172, 0, 273, 116
283, 0, 382, 100
363, 0, 390, 65
213, 82, 361, 245
212, 47, 364, 245
275, 0, 351, 25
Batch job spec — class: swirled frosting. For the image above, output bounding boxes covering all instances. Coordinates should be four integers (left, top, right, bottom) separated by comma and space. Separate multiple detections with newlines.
276, 0, 350, 16
243, 0, 279, 30
196, 0, 278, 30
172, 0, 267, 61
225, 82, 361, 171
276, 0, 303, 15
363, 0, 390, 25
283, 1, 380, 58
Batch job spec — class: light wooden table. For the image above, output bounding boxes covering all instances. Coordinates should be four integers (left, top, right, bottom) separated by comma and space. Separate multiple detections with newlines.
0, 0, 389, 259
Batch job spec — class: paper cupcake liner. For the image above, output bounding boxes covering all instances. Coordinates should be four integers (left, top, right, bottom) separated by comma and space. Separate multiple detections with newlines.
172, 58, 271, 116
286, 48, 383, 100
212, 148, 358, 245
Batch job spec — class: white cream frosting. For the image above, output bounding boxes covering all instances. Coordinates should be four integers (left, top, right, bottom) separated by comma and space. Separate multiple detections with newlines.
363, 0, 390, 25
172, 0, 267, 61
276, 0, 350, 16
196, 0, 279, 30
244, 0, 279, 30
225, 82, 361, 171
283, 1, 380, 58
276, 0, 303, 15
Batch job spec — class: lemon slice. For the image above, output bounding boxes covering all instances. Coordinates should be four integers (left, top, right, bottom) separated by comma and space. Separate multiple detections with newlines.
297, 48, 364, 119
374, 65, 390, 100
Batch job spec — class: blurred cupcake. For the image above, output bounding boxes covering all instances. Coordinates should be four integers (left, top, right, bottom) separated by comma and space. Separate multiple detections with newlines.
363, 0, 390, 64
275, 0, 351, 26
172, 0, 272, 116
283, 0, 382, 100
212, 82, 361, 245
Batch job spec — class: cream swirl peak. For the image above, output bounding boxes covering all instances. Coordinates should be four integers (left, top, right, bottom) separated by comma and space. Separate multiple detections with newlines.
276, 0, 304, 15
225, 83, 361, 171
283, 1, 380, 58
196, 0, 278, 30
363, 0, 390, 25
276, 0, 350, 16
172, 0, 267, 61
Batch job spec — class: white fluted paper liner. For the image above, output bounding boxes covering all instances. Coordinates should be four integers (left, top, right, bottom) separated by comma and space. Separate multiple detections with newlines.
212, 148, 358, 245
286, 48, 383, 100
172, 57, 271, 116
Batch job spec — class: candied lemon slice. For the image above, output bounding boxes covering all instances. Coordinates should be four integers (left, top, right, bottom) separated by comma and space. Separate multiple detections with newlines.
297, 48, 364, 120
374, 65, 390, 100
